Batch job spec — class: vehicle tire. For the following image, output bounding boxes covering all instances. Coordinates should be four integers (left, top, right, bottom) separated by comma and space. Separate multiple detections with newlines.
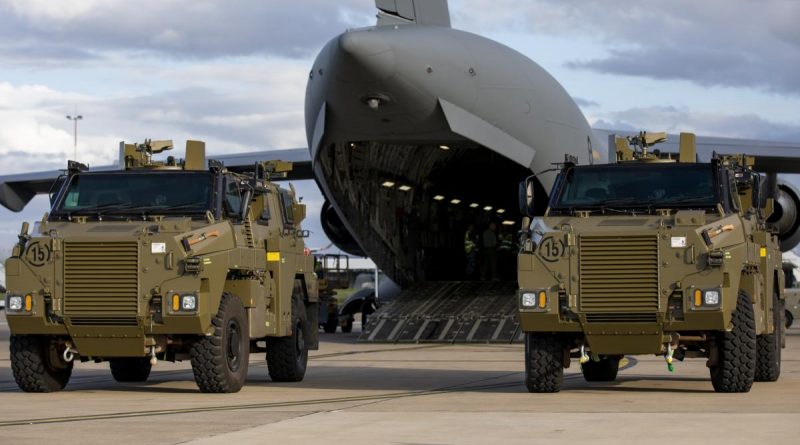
109, 357, 152, 382
266, 294, 309, 382
190, 294, 249, 393
755, 294, 782, 382
524, 333, 564, 393
341, 317, 354, 333
786, 310, 794, 329
710, 291, 757, 393
581, 356, 620, 382
10, 335, 73, 393
323, 314, 338, 333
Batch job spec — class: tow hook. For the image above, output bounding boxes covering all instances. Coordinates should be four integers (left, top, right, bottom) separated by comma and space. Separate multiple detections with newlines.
665, 343, 675, 373
579, 345, 590, 365
62, 343, 76, 363
149, 345, 158, 366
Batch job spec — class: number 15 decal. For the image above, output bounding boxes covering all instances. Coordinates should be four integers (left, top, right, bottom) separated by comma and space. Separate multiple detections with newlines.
26, 241, 52, 267
538, 236, 565, 262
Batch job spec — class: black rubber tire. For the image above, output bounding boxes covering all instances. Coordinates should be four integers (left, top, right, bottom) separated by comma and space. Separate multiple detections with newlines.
267, 295, 309, 382
341, 318, 353, 333
10, 335, 73, 393
786, 310, 794, 329
190, 294, 250, 393
710, 291, 757, 393
109, 357, 152, 382
581, 356, 620, 382
755, 294, 782, 382
524, 333, 564, 393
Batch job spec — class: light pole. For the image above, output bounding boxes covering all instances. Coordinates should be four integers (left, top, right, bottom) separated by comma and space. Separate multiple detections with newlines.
65, 114, 83, 160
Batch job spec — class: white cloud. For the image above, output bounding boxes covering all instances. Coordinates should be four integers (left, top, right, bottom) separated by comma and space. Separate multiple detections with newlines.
452, 0, 800, 94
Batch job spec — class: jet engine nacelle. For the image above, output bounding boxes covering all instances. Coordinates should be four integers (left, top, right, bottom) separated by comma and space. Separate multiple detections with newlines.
769, 180, 800, 252
320, 200, 365, 257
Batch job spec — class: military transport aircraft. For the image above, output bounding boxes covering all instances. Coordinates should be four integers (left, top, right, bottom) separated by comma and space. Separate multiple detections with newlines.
2, 0, 800, 342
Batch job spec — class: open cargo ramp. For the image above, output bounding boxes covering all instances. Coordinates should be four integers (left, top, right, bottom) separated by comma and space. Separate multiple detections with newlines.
359, 281, 523, 343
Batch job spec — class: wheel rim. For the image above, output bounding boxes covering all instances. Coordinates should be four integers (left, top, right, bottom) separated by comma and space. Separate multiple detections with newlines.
226, 319, 242, 372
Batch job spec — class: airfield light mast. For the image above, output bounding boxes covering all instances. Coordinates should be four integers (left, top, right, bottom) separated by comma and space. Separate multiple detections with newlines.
66, 113, 83, 160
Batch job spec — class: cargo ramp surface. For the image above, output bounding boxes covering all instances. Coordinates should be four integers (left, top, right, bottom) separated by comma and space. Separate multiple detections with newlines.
359, 281, 522, 343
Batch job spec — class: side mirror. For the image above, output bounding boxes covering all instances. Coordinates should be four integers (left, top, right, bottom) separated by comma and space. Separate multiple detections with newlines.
260, 208, 271, 221
518, 178, 536, 217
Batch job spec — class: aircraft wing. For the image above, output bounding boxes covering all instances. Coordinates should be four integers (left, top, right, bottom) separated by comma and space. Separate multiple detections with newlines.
592, 129, 800, 171
0, 147, 312, 212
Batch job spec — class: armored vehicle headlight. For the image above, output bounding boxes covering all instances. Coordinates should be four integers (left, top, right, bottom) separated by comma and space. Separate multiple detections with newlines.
703, 289, 720, 306
169, 292, 198, 313
520, 290, 548, 311
181, 295, 197, 311
521, 292, 537, 308
7, 295, 23, 312
5, 294, 32, 313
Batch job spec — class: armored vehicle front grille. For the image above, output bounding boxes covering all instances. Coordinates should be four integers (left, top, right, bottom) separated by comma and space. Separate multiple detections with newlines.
579, 235, 659, 320
70, 316, 139, 326
585, 313, 657, 323
63, 242, 139, 317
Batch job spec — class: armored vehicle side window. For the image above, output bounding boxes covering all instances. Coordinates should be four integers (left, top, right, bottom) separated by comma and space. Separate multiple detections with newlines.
550, 164, 718, 212
52, 172, 212, 218
224, 179, 242, 218
279, 189, 294, 226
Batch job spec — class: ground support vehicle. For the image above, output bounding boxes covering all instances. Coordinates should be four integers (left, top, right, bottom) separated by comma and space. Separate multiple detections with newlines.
518, 132, 785, 393
316, 254, 354, 333
4, 140, 318, 393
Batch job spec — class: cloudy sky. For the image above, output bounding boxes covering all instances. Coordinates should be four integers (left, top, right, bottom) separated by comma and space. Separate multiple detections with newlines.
0, 0, 798, 270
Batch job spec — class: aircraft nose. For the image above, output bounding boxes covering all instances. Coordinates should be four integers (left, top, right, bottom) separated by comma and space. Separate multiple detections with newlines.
334, 29, 396, 82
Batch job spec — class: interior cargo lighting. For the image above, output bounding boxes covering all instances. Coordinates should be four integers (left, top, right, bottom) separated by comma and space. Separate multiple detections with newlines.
450, 199, 461, 204
381, 181, 396, 188
470, 203, 480, 208
433, 195, 445, 201
496, 208, 506, 214
502, 220, 515, 226
398, 185, 412, 191
483, 206, 493, 211
439, 145, 450, 150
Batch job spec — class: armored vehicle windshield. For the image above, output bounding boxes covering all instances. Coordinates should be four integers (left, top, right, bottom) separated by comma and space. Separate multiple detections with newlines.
51, 171, 213, 218
549, 163, 718, 213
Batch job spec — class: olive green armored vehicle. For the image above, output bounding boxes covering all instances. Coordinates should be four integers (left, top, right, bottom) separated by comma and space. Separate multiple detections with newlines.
518, 132, 785, 393
4, 140, 318, 393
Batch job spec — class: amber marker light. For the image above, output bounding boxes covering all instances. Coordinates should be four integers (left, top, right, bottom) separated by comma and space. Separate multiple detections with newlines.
172, 294, 181, 312
538, 291, 547, 309
24, 294, 33, 312
694, 289, 702, 307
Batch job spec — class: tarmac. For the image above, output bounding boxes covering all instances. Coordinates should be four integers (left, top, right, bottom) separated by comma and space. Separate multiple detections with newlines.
0, 311, 798, 445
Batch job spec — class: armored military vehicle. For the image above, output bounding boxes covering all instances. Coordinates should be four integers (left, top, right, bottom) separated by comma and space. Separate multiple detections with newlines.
518, 132, 785, 393
3, 140, 318, 393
